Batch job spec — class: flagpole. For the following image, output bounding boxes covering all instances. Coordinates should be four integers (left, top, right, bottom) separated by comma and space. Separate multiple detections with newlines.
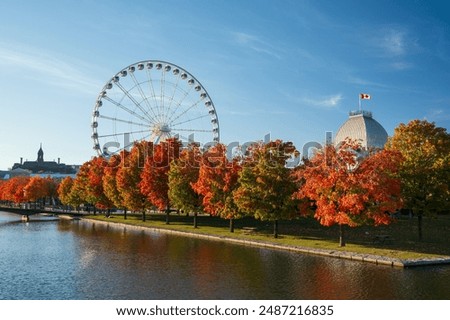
358, 94, 361, 111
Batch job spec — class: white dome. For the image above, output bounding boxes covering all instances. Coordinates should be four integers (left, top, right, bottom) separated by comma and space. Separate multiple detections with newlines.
335, 110, 388, 149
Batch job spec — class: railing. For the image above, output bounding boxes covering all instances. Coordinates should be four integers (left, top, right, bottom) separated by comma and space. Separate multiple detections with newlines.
349, 110, 372, 118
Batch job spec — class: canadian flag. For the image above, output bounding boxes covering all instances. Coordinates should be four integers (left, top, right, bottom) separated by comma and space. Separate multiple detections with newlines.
360, 93, 371, 100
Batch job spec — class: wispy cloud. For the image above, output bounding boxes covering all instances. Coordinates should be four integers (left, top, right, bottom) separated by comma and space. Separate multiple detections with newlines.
0, 43, 101, 94
303, 94, 343, 108
380, 29, 408, 56
345, 74, 393, 89
368, 26, 418, 71
232, 31, 283, 59
280, 90, 343, 110
390, 61, 413, 70
425, 108, 450, 121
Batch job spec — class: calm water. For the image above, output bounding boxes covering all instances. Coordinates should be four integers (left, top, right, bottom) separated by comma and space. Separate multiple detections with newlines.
0, 211, 449, 300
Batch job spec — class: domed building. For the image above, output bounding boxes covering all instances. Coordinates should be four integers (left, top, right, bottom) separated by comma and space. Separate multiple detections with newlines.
335, 110, 388, 150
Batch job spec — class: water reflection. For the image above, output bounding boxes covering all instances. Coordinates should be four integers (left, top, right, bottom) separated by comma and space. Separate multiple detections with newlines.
0, 211, 449, 299
66, 220, 450, 300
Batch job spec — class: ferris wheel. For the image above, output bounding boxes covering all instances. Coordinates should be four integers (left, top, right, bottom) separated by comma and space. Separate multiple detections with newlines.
91, 60, 220, 157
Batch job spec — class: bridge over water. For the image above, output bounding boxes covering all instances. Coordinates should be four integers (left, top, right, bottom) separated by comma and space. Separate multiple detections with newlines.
0, 206, 74, 221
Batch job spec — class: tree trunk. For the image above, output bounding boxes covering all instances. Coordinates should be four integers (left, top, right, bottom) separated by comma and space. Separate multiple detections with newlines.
123, 208, 127, 220
165, 206, 170, 224
229, 218, 234, 233
418, 211, 423, 241
339, 224, 346, 247
273, 220, 278, 238
193, 212, 198, 228
142, 207, 146, 222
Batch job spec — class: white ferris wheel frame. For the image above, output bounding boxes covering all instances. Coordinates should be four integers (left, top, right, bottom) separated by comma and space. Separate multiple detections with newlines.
91, 60, 220, 157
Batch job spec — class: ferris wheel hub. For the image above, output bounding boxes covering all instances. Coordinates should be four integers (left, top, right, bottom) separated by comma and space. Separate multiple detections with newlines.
153, 123, 171, 135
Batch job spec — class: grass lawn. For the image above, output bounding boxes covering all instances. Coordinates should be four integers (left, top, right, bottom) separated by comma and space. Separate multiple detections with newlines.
83, 212, 450, 261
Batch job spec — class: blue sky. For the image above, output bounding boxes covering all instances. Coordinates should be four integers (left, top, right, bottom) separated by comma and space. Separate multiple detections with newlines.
0, 0, 449, 169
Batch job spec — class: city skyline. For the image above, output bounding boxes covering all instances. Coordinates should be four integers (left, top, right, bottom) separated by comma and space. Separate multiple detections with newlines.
1, 0, 449, 169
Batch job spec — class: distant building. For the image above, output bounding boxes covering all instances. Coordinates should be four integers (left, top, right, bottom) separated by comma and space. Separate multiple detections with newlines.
8, 144, 78, 179
335, 110, 388, 150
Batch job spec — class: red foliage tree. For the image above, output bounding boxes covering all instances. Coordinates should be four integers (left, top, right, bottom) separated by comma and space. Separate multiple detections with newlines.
295, 139, 403, 246
191, 143, 243, 232
140, 138, 182, 224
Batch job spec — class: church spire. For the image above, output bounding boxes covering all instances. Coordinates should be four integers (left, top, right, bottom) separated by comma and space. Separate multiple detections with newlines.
37, 143, 44, 163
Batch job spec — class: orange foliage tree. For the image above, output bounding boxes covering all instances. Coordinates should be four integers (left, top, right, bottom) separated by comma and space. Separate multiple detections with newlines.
0, 180, 6, 202
57, 176, 75, 209
116, 141, 153, 221
24, 176, 58, 206
86, 157, 113, 211
140, 138, 182, 224
70, 157, 113, 213
0, 176, 30, 204
103, 152, 127, 218
191, 143, 243, 232
295, 139, 403, 246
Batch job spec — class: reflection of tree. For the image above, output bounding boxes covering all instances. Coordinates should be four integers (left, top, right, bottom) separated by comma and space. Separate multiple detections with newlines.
56, 219, 450, 299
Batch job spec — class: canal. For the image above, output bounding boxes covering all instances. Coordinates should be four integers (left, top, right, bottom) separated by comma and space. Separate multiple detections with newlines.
1, 211, 449, 299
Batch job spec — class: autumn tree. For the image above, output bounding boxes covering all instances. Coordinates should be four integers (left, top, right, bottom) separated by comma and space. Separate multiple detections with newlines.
192, 143, 244, 232
44, 177, 58, 205
116, 141, 153, 221
70, 160, 92, 210
234, 140, 298, 238
24, 176, 47, 205
1, 176, 30, 204
296, 139, 403, 246
24, 176, 58, 207
58, 176, 75, 209
168, 144, 202, 227
103, 153, 127, 219
386, 120, 450, 240
140, 138, 182, 224
0, 180, 6, 202
86, 157, 114, 211
71, 157, 113, 213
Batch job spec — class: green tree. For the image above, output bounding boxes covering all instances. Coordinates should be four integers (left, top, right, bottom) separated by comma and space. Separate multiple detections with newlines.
386, 120, 450, 240
234, 140, 298, 238
168, 144, 202, 227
